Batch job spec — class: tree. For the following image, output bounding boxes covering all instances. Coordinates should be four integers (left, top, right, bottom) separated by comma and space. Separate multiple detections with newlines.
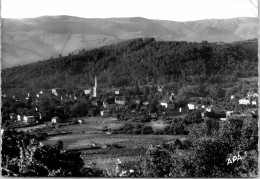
149, 98, 158, 113
134, 81, 141, 94
1, 129, 101, 177
207, 84, 219, 100
176, 85, 205, 104
187, 139, 235, 177
142, 146, 172, 177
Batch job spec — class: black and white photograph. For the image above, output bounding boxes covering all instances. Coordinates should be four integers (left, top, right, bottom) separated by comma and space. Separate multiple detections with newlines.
1, 0, 258, 177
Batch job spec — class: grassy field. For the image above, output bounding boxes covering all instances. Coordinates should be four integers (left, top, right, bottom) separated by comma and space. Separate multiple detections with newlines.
45, 133, 184, 170
45, 133, 183, 149
238, 76, 258, 82
39, 117, 186, 170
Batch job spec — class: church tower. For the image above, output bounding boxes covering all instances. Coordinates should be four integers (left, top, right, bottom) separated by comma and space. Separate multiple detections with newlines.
93, 75, 97, 97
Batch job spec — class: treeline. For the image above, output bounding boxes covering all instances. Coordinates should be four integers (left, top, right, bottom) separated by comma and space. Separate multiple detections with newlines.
2, 38, 257, 90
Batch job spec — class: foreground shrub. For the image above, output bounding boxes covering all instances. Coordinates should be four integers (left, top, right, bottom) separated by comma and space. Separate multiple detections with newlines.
1, 129, 104, 177
141, 126, 153, 134
142, 146, 173, 177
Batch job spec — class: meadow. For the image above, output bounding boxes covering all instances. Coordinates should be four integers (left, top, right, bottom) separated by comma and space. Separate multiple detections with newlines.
43, 117, 186, 170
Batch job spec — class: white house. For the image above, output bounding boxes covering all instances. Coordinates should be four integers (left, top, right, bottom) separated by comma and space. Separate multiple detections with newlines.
160, 102, 168, 108
100, 110, 109, 117
52, 88, 61, 96
226, 111, 234, 117
187, 103, 199, 110
115, 97, 126, 105
23, 116, 36, 124
51, 117, 61, 123
84, 89, 92, 95
252, 93, 258, 98
239, 98, 250, 105
160, 102, 175, 109
252, 100, 257, 106
247, 91, 258, 98
158, 86, 164, 92
17, 115, 22, 121
143, 101, 149, 106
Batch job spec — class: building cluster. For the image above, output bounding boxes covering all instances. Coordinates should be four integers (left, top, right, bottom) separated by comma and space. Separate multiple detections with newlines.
3, 76, 259, 128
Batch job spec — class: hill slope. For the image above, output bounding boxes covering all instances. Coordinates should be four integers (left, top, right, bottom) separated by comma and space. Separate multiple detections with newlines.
2, 16, 258, 68
2, 38, 258, 91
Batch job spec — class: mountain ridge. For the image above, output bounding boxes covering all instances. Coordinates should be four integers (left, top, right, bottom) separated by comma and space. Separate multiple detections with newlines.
2, 16, 258, 68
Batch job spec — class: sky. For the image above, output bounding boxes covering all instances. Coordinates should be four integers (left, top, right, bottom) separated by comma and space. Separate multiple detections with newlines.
1, 0, 258, 21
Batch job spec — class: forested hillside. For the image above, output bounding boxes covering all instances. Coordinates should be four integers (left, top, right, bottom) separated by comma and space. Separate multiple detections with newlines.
2, 38, 257, 91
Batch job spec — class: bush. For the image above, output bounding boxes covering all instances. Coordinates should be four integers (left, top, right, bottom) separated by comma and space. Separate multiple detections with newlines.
182, 139, 192, 150
142, 146, 173, 177
154, 130, 164, 135
133, 128, 142, 134
187, 139, 235, 177
174, 139, 183, 149
141, 126, 154, 135
205, 118, 220, 136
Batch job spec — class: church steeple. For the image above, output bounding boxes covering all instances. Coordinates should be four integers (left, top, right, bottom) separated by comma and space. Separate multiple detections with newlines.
95, 75, 97, 88
93, 75, 97, 97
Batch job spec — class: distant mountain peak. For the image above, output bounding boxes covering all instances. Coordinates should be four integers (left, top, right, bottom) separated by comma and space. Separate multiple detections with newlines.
2, 16, 257, 68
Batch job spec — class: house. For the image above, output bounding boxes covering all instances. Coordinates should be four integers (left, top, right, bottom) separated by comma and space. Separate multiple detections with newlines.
201, 104, 210, 109
24, 116, 36, 124
103, 98, 116, 110
150, 113, 158, 119
179, 106, 189, 113
220, 117, 227, 121
51, 117, 61, 123
9, 113, 17, 120
52, 88, 61, 96
17, 115, 22, 121
205, 105, 222, 114
161, 101, 175, 109
252, 93, 258, 98
187, 103, 199, 110
252, 99, 258, 106
226, 111, 234, 117
84, 89, 92, 95
115, 89, 125, 95
132, 98, 141, 105
115, 97, 127, 105
160, 94, 175, 109
239, 98, 250, 105
247, 91, 258, 98
116, 105, 128, 111
100, 110, 110, 117
143, 101, 150, 106
158, 86, 164, 92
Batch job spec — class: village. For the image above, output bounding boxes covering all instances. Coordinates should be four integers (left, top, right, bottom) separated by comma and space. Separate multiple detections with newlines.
2, 75, 258, 131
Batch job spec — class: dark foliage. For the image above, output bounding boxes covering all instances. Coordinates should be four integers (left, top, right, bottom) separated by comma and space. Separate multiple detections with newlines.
2, 38, 257, 91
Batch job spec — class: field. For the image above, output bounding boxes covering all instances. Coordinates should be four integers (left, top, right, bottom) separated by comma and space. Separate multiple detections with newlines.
238, 76, 258, 82
41, 117, 186, 170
